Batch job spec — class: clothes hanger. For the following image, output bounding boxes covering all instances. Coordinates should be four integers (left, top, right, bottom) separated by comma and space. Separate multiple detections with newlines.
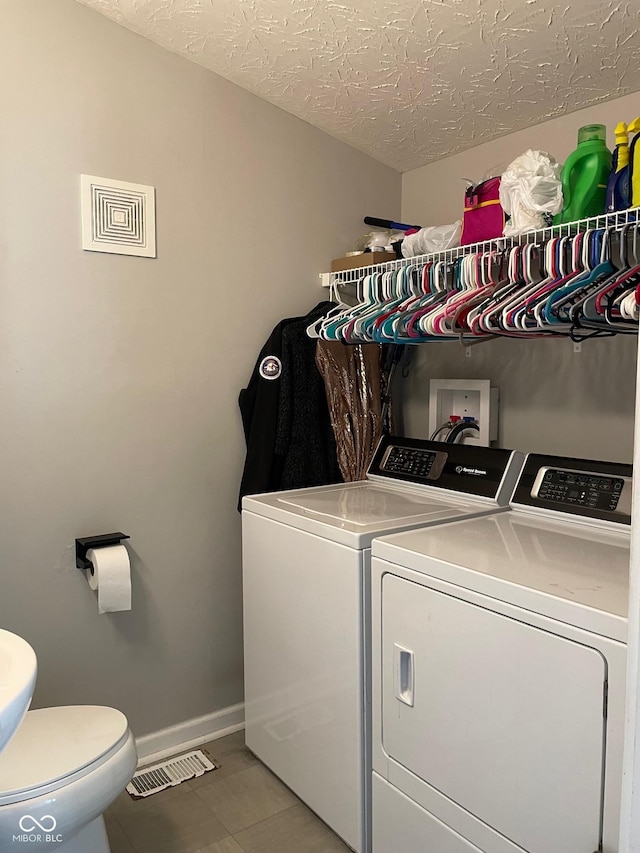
473, 244, 527, 335
402, 260, 453, 341
442, 252, 493, 337
491, 241, 553, 338
501, 242, 546, 335
329, 271, 383, 342
319, 272, 373, 340
575, 225, 632, 326
373, 264, 425, 343
466, 252, 507, 337
426, 255, 471, 336
601, 225, 640, 331
453, 250, 500, 337
447, 253, 488, 333
346, 270, 393, 342
526, 233, 583, 332
548, 229, 618, 330
538, 230, 601, 330
382, 261, 435, 342
306, 278, 349, 339
575, 224, 640, 335
418, 257, 467, 337
359, 266, 415, 342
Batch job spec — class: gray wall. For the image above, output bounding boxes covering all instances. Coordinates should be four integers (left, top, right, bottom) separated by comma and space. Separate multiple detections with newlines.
395, 336, 637, 462
0, 0, 400, 735
400, 95, 639, 461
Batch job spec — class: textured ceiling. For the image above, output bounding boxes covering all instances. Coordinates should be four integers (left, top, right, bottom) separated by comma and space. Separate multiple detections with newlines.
76, 0, 640, 172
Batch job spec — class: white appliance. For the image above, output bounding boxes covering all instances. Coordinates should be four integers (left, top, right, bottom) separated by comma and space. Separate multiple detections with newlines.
371, 452, 632, 853
242, 436, 524, 852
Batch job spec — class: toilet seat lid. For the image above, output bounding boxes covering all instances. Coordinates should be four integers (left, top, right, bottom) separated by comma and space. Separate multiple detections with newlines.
0, 706, 129, 797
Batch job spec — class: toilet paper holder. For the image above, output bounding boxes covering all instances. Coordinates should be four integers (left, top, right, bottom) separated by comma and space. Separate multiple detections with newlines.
76, 533, 130, 574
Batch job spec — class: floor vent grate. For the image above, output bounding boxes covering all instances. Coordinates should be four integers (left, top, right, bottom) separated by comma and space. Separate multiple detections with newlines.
126, 749, 217, 798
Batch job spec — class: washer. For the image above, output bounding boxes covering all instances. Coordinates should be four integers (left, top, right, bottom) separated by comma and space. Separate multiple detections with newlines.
242, 436, 524, 853
371, 452, 632, 853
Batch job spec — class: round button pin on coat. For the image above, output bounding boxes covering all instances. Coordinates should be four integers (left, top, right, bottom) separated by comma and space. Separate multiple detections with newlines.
259, 356, 282, 380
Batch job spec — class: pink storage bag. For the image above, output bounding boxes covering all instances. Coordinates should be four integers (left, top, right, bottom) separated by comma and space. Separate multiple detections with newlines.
461, 177, 506, 245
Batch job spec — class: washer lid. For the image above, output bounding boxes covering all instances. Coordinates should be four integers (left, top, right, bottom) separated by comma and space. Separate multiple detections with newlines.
0, 706, 129, 797
276, 483, 468, 526
243, 481, 502, 548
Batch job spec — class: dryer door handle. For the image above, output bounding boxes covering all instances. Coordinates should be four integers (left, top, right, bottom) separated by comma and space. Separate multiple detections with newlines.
393, 644, 414, 707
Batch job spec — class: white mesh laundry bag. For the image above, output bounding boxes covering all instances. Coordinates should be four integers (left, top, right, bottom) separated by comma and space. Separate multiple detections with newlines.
499, 150, 563, 236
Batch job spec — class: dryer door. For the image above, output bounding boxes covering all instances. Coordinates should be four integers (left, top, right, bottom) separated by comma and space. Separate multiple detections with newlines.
381, 574, 605, 853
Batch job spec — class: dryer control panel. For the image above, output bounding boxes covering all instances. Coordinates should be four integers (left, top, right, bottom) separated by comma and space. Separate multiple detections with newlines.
534, 468, 625, 512
513, 454, 633, 525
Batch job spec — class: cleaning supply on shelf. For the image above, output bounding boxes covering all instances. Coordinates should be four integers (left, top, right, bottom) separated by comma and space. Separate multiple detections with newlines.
628, 116, 640, 208
606, 122, 630, 212
554, 125, 612, 224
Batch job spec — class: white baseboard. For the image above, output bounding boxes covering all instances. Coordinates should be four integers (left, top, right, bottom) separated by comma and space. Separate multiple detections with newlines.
135, 702, 245, 766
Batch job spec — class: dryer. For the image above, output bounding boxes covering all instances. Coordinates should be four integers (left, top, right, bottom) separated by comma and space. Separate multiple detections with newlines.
242, 436, 524, 853
371, 452, 632, 853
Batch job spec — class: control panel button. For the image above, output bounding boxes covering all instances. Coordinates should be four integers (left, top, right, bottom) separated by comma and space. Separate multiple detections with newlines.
382, 447, 437, 479
535, 468, 624, 513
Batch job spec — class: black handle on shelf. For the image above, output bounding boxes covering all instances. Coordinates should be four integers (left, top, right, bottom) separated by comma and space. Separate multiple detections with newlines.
76, 533, 130, 573
364, 216, 421, 232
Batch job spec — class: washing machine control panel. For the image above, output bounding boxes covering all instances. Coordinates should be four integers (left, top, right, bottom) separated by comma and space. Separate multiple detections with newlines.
367, 435, 523, 501
381, 446, 446, 480
512, 454, 633, 525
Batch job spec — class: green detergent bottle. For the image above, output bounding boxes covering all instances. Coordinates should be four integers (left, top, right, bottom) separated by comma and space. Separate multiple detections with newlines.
554, 124, 612, 224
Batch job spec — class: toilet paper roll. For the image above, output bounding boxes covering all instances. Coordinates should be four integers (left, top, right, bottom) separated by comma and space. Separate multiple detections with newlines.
86, 545, 132, 614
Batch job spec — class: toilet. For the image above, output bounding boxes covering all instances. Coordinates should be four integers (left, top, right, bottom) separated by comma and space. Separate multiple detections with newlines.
0, 705, 137, 852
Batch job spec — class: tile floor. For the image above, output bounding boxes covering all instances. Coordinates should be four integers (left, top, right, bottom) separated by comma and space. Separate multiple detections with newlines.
106, 731, 351, 853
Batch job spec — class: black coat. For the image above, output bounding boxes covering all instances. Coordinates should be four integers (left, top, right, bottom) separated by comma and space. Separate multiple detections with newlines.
238, 303, 341, 509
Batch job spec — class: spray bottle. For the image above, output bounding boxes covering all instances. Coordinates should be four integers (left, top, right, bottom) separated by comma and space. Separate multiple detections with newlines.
628, 117, 640, 209
606, 122, 630, 212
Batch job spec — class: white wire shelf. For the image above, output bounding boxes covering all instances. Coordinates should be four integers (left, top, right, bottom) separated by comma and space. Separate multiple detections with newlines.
320, 207, 640, 288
